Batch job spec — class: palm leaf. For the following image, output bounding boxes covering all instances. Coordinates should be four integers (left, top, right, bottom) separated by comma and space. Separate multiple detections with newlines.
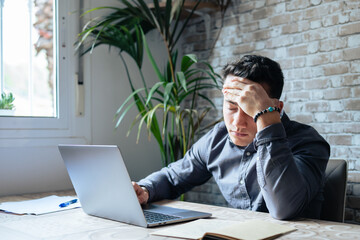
146, 82, 164, 105
163, 82, 174, 111
127, 110, 146, 137
115, 88, 145, 116
141, 28, 165, 82
181, 54, 197, 72
176, 71, 187, 92
172, 0, 201, 49
77, 0, 222, 166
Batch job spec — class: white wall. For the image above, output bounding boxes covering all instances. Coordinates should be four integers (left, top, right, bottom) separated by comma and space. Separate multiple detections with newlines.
87, 36, 163, 181
0, 0, 163, 196
85, 0, 164, 181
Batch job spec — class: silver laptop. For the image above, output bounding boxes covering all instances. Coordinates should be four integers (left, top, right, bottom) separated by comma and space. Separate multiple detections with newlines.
58, 144, 211, 227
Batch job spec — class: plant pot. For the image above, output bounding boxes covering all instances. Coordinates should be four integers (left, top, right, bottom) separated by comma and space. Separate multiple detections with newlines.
0, 109, 15, 116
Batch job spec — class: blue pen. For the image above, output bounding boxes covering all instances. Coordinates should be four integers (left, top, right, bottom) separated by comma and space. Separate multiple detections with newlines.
59, 199, 78, 208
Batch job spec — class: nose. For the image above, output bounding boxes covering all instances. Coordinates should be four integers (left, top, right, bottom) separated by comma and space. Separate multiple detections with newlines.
232, 107, 248, 130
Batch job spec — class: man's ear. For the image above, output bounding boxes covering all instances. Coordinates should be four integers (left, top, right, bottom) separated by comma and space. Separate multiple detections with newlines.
279, 101, 284, 111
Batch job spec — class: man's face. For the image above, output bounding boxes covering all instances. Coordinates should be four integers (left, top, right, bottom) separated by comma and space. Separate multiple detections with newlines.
223, 97, 257, 147
222, 76, 260, 147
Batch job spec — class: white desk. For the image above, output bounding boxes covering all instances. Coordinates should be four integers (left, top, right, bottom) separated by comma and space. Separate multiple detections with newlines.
1, 191, 360, 240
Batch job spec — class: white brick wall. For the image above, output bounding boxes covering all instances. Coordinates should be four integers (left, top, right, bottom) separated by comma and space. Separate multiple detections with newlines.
182, 0, 360, 224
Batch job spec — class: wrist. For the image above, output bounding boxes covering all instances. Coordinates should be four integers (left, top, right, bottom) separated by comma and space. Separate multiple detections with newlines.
253, 107, 280, 123
254, 107, 281, 131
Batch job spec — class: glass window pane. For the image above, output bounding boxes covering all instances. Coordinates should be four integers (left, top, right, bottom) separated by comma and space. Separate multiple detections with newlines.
1, 0, 56, 117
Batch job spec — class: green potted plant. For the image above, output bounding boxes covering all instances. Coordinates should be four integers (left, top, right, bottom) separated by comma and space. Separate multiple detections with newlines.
0, 92, 15, 116
76, 0, 222, 166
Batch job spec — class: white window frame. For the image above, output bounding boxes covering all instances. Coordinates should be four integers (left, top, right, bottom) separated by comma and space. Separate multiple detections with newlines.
0, 0, 86, 143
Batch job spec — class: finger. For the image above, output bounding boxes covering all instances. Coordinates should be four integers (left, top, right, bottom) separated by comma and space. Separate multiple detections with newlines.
132, 182, 147, 204
223, 80, 247, 90
223, 88, 241, 96
222, 90, 239, 103
132, 182, 141, 194
223, 77, 254, 89
138, 193, 145, 204
132, 181, 138, 189
138, 188, 149, 205
236, 77, 254, 84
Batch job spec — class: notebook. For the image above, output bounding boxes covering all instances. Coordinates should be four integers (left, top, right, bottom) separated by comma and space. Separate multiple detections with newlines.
58, 144, 212, 227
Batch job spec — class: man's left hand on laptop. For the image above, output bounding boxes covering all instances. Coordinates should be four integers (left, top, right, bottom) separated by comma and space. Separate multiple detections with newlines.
132, 182, 149, 205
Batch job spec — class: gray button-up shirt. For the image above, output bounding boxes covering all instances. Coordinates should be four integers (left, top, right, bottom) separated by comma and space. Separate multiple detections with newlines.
138, 113, 330, 220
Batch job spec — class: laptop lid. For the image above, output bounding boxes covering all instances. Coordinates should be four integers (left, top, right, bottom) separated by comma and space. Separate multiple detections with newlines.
58, 144, 211, 227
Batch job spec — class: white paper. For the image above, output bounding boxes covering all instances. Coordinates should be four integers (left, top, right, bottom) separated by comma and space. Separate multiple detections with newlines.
0, 195, 81, 215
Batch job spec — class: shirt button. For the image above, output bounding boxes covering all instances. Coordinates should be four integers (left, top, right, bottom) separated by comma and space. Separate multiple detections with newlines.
246, 152, 251, 156
240, 179, 245, 185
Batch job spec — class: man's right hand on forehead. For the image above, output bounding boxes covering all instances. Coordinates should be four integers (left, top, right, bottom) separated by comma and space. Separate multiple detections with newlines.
222, 76, 279, 118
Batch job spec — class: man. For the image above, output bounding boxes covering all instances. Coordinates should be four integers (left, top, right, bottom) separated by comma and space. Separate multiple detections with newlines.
133, 55, 330, 220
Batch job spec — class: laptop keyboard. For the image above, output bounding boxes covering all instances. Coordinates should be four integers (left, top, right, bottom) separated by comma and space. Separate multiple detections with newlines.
143, 210, 181, 223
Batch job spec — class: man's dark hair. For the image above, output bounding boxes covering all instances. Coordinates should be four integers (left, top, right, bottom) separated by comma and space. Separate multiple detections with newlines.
222, 55, 284, 99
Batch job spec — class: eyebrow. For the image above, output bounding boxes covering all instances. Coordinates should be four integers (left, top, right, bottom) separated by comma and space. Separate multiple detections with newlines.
225, 100, 238, 106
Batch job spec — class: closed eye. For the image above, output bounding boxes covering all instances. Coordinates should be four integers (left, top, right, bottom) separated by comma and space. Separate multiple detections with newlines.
224, 100, 238, 111
225, 100, 237, 107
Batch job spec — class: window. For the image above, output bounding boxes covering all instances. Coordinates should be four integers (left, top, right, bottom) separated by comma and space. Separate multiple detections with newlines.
0, 0, 82, 137
0, 0, 56, 117
0, 0, 89, 196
